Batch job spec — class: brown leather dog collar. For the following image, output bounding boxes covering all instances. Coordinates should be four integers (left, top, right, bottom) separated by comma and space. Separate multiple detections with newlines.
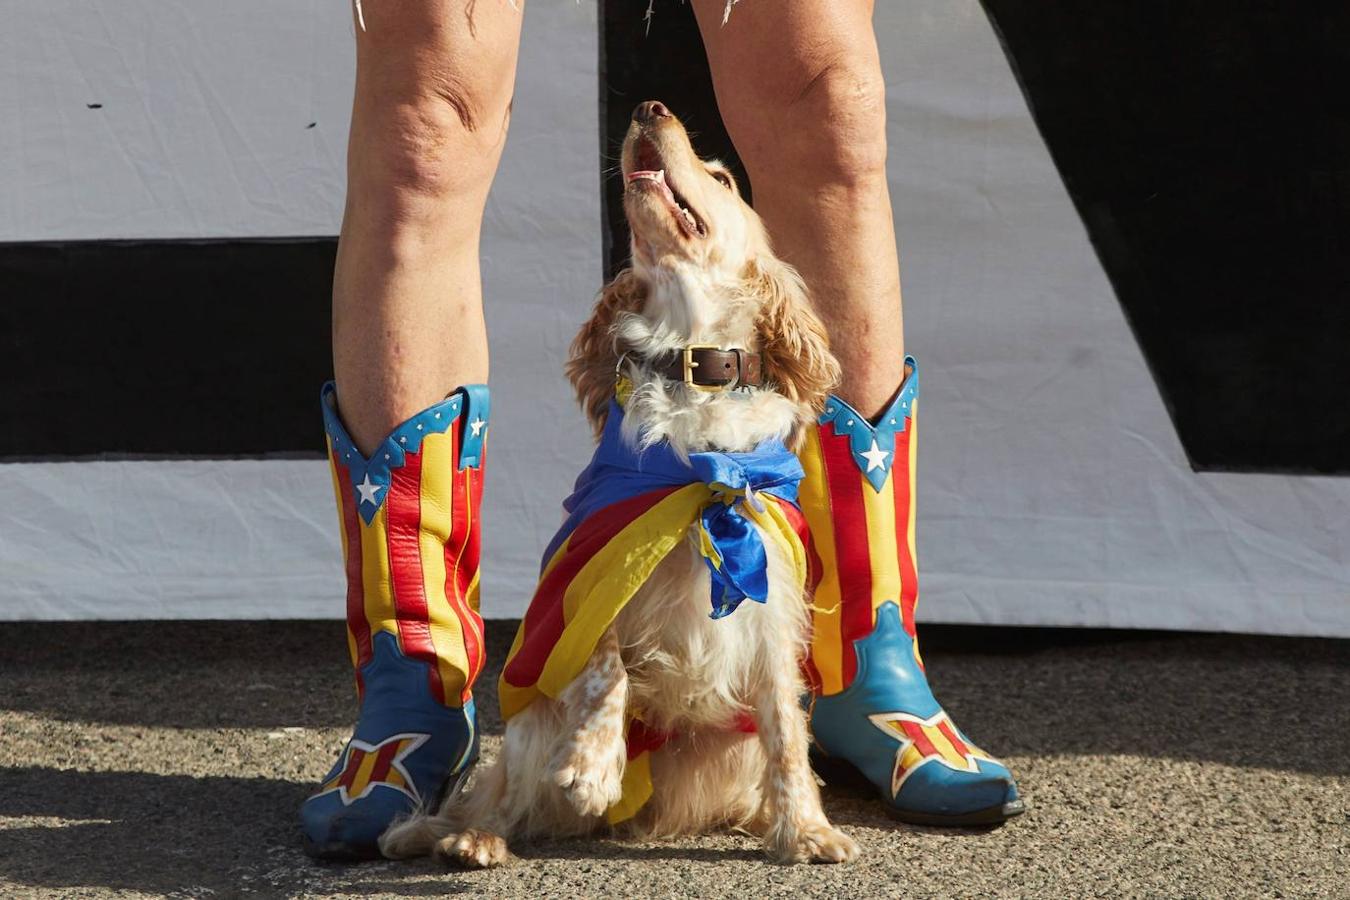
653, 345, 763, 391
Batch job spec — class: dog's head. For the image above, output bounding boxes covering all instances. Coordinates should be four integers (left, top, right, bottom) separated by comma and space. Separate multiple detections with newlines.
569, 101, 840, 440
621, 100, 763, 278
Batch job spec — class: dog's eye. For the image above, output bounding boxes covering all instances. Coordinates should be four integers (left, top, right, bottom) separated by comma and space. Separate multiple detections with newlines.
711, 170, 733, 190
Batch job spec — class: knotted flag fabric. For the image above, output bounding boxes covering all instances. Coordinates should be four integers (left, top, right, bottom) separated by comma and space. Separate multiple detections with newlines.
498, 399, 810, 818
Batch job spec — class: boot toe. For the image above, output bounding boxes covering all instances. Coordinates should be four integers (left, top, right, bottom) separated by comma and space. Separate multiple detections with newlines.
301, 787, 414, 860
887, 757, 1024, 825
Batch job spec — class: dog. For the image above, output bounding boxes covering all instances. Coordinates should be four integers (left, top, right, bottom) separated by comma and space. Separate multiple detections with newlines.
379, 100, 855, 866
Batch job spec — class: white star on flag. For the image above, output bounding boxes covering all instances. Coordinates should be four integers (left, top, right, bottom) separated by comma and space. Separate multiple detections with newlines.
860, 439, 890, 472
356, 473, 383, 506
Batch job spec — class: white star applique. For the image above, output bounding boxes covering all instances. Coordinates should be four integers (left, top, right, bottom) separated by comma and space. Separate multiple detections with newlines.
860, 439, 890, 473
356, 473, 383, 506
469, 417, 486, 438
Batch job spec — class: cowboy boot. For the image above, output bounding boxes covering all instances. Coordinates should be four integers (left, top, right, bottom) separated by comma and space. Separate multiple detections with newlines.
800, 357, 1023, 825
300, 382, 491, 858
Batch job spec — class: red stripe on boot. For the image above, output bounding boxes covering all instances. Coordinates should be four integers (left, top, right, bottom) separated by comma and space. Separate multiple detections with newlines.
463, 458, 487, 683
386, 448, 446, 702
443, 423, 484, 704
899, 719, 940, 759
819, 423, 874, 687
337, 748, 364, 790
367, 739, 400, 785
892, 420, 919, 639
937, 719, 970, 759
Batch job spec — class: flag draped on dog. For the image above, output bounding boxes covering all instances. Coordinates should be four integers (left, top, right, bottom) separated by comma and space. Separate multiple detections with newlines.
498, 397, 810, 820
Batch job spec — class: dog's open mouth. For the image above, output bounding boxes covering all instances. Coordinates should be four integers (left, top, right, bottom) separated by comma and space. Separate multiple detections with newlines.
626, 140, 707, 238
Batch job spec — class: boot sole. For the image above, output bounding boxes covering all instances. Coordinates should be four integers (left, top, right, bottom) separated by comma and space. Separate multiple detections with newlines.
886, 796, 1026, 828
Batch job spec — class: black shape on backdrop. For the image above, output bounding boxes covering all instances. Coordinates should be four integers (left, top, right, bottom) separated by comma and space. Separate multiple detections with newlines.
980, 1, 1350, 474
7, 5, 1345, 471
600, 0, 747, 279
0, 239, 334, 458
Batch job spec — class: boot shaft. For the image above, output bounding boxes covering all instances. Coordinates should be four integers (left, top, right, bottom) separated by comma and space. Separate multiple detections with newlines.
322, 383, 489, 708
798, 357, 921, 696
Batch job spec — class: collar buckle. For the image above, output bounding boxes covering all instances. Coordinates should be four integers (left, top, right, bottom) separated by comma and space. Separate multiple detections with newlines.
682, 344, 726, 392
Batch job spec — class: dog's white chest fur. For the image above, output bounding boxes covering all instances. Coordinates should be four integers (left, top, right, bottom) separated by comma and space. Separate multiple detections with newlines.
615, 527, 808, 735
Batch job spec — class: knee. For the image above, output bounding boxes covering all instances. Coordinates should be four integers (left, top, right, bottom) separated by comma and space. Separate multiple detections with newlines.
354, 62, 515, 209
722, 57, 888, 191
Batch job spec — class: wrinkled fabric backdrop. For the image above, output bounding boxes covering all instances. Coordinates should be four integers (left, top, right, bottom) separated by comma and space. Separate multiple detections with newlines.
1, 1, 1346, 634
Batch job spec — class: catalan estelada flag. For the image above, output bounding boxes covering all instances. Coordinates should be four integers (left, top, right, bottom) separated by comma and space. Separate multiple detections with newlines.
498, 398, 809, 820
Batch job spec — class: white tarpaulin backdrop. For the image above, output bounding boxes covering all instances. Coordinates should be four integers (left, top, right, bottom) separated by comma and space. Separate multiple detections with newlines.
2, 1, 1347, 634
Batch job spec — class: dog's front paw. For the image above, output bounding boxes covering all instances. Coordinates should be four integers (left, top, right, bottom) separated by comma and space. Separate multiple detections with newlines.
766, 821, 860, 864
552, 754, 624, 818
434, 828, 511, 869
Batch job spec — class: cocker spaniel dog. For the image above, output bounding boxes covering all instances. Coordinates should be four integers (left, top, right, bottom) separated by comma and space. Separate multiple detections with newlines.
380, 100, 854, 866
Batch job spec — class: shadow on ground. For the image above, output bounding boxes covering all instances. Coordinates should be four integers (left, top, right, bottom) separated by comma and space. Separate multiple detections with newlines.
3, 619, 1346, 775
1, 620, 1347, 895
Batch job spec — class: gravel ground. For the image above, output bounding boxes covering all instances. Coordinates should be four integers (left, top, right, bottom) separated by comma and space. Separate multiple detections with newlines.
1, 619, 1346, 899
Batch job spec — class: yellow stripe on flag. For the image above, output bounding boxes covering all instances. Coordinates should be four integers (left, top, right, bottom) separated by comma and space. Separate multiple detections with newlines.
607, 750, 654, 825
496, 533, 572, 719
536, 485, 709, 712
798, 428, 845, 695
501, 485, 808, 721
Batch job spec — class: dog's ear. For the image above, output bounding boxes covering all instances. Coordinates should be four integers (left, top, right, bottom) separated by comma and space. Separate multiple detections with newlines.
748, 257, 842, 439
566, 268, 646, 437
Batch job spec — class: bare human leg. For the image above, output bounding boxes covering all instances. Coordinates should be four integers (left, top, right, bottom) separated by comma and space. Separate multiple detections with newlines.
302, 0, 527, 859
692, 0, 902, 419
693, 0, 1024, 827
334, 0, 524, 454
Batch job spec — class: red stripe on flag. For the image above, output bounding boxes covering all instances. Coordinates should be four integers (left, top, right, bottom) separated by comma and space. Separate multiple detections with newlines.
936, 719, 970, 759
503, 487, 682, 690
893, 421, 919, 639
626, 718, 677, 760
819, 423, 874, 687
334, 459, 372, 678
387, 447, 445, 701
367, 739, 400, 785
899, 719, 940, 759
337, 748, 363, 790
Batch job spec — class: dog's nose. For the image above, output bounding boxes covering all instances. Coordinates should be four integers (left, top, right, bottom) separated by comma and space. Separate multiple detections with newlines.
632, 100, 672, 125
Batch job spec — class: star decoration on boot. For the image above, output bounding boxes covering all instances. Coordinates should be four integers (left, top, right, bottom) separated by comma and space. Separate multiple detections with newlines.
860, 439, 890, 473
315, 732, 428, 806
470, 417, 486, 437
356, 473, 383, 506
867, 710, 993, 797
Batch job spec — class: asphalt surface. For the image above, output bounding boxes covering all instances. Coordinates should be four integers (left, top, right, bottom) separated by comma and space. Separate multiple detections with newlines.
1, 619, 1346, 899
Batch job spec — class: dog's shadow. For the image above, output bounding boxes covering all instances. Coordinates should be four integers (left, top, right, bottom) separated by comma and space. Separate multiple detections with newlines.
0, 766, 768, 896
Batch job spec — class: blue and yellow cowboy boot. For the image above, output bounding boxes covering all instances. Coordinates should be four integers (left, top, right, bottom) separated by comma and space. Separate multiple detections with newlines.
300, 383, 491, 858
800, 357, 1023, 826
